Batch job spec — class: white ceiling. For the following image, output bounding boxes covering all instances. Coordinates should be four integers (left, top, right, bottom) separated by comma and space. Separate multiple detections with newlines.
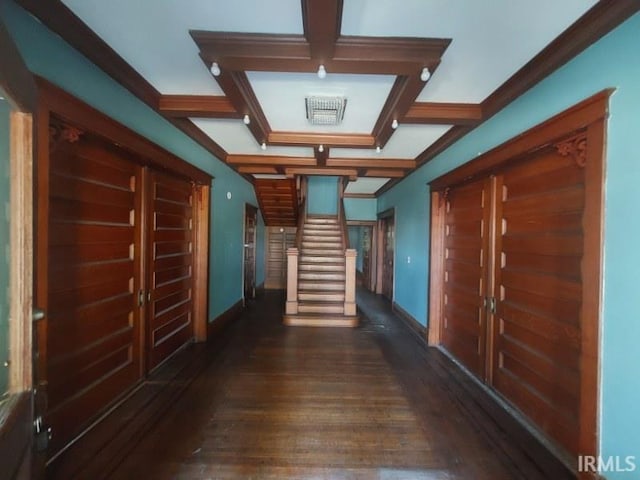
60, 0, 599, 193
345, 178, 390, 195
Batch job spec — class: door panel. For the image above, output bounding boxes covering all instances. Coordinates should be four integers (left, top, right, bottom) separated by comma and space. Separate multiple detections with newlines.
492, 149, 585, 456
381, 216, 394, 300
442, 178, 491, 379
265, 226, 296, 289
147, 171, 195, 371
244, 205, 257, 300
46, 137, 142, 455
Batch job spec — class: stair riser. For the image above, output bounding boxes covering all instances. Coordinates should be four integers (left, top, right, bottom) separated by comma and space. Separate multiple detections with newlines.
299, 273, 346, 281
298, 305, 344, 314
300, 257, 344, 263
299, 264, 344, 271
302, 242, 343, 249
299, 283, 345, 291
303, 229, 342, 235
302, 223, 339, 229
301, 250, 344, 257
302, 236, 342, 242
298, 293, 345, 302
305, 219, 339, 225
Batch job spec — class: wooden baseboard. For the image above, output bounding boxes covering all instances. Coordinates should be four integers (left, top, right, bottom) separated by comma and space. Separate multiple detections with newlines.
207, 299, 244, 341
432, 348, 575, 479
392, 301, 426, 340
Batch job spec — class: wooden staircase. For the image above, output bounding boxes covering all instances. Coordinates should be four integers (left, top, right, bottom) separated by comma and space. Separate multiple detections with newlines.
284, 215, 359, 327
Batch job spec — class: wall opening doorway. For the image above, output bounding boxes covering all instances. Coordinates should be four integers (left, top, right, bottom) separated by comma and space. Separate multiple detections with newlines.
243, 204, 258, 304
347, 221, 376, 293
376, 209, 395, 302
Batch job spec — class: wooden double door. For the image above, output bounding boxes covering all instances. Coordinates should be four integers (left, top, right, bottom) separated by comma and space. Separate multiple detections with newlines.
42, 130, 201, 455
431, 93, 608, 465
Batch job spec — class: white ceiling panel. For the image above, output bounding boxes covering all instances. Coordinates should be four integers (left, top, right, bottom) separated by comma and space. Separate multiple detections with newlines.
345, 178, 390, 194
61, 0, 304, 94
192, 118, 314, 157
341, 0, 598, 103
248, 72, 395, 133
332, 125, 451, 159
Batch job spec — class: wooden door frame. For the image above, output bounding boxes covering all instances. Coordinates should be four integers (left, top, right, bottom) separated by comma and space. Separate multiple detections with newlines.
242, 203, 258, 304
33, 79, 213, 457
0, 17, 37, 480
346, 220, 377, 292
427, 90, 611, 466
376, 208, 395, 299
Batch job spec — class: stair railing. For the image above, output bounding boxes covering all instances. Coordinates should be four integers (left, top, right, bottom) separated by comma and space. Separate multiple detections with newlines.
339, 196, 357, 316
286, 179, 307, 315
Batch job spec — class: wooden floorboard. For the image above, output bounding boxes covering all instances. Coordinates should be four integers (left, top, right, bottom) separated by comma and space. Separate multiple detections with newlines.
54, 289, 551, 480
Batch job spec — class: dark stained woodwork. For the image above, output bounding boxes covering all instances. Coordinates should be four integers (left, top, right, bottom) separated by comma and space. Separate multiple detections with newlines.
380, 213, 395, 301
373, 74, 429, 148
146, 171, 195, 371
213, 69, 271, 144
228, 155, 316, 167
441, 178, 491, 379
37, 79, 212, 185
314, 145, 329, 166
265, 227, 297, 288
327, 157, 415, 169
243, 204, 258, 302
237, 166, 278, 174
404, 102, 483, 125
268, 131, 375, 148
18, 0, 638, 190
343, 193, 375, 199
254, 178, 298, 226
302, 0, 342, 61
46, 135, 143, 456
429, 91, 608, 471
158, 95, 240, 119
365, 169, 405, 178
285, 167, 358, 178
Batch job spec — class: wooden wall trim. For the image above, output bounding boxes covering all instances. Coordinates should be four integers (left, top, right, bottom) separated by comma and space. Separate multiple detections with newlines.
430, 89, 613, 190
158, 95, 239, 119
36, 77, 212, 184
343, 193, 375, 199
404, 102, 482, 125
427, 191, 445, 346
193, 184, 211, 343
0, 19, 37, 111
392, 302, 426, 341
207, 300, 244, 341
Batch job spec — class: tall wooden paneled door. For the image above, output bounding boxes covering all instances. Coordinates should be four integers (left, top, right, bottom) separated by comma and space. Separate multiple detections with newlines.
264, 226, 296, 289
429, 92, 608, 470
40, 111, 210, 460
46, 133, 143, 455
441, 178, 492, 379
243, 204, 258, 301
146, 170, 195, 371
379, 214, 395, 301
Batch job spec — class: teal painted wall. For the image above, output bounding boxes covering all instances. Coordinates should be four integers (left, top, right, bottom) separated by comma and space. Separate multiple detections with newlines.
379, 13, 640, 475
1, 1, 265, 321
307, 176, 338, 214
344, 197, 377, 221
0, 97, 10, 394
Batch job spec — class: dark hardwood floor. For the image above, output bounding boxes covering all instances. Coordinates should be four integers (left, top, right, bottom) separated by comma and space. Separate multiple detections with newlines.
50, 289, 551, 479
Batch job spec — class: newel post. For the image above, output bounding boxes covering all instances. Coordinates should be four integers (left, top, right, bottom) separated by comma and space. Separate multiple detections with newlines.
344, 249, 357, 316
286, 247, 299, 314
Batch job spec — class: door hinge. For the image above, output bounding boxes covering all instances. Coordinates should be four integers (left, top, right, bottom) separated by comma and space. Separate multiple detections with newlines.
32, 308, 45, 322
489, 297, 496, 315
138, 289, 145, 307
33, 416, 52, 452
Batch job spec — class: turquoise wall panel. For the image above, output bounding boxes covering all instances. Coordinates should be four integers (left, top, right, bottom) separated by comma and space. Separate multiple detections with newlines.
344, 197, 377, 221
307, 176, 338, 214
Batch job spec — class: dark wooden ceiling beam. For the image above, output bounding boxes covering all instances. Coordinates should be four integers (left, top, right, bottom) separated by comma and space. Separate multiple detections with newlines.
365, 169, 405, 178
237, 166, 279, 174
404, 102, 483, 125
302, 0, 343, 60
227, 155, 317, 167
158, 95, 239, 118
213, 69, 271, 144
285, 167, 358, 177
327, 158, 415, 169
314, 146, 330, 167
268, 131, 375, 147
372, 74, 426, 148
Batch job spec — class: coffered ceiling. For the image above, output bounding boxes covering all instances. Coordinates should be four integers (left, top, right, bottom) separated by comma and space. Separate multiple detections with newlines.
19, 0, 631, 194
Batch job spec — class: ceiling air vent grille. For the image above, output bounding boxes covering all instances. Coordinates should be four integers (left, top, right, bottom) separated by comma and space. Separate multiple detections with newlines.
305, 96, 347, 126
